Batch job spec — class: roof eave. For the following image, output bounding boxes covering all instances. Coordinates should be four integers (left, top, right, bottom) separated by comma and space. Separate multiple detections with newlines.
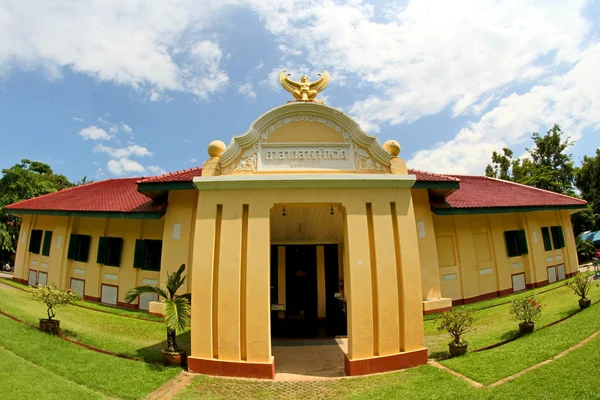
432, 204, 588, 215
6, 208, 166, 220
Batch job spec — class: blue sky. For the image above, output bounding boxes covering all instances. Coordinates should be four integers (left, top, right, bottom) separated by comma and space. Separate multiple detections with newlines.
0, 0, 599, 182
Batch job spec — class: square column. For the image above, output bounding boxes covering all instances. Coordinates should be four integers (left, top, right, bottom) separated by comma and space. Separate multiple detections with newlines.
188, 196, 274, 378
343, 194, 427, 376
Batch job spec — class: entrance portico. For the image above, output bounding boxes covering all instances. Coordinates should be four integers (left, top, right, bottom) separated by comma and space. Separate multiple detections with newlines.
186, 102, 428, 378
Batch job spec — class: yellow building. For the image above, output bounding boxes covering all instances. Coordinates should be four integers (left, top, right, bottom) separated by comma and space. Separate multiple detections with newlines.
7, 85, 586, 379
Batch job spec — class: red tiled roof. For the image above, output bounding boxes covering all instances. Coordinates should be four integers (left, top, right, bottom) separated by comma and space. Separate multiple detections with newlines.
6, 168, 585, 214
432, 175, 587, 209
408, 169, 459, 182
137, 167, 202, 184
6, 178, 166, 214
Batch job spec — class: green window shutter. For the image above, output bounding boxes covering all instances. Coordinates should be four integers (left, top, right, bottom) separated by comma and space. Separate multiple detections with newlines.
97, 237, 108, 264
133, 239, 146, 268
41, 231, 53, 256
67, 234, 79, 260
78, 235, 91, 263
29, 230, 43, 254
551, 226, 560, 249
517, 230, 528, 255
541, 227, 552, 251
557, 226, 565, 249
504, 231, 520, 258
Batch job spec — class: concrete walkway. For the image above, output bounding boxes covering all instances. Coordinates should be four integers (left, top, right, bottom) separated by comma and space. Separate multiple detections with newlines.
272, 338, 348, 381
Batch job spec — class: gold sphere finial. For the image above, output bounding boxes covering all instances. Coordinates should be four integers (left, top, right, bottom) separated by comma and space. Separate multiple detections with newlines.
207, 140, 226, 158
383, 140, 401, 157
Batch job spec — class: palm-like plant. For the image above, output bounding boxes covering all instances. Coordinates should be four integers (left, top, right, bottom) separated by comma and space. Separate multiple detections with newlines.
125, 264, 191, 353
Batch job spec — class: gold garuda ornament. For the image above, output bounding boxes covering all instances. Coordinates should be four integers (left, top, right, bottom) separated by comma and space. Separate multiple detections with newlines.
279, 70, 330, 103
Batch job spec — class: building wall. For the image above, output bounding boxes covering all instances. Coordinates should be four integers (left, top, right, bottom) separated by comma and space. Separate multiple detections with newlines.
411, 189, 443, 301
12, 210, 176, 307
432, 210, 578, 304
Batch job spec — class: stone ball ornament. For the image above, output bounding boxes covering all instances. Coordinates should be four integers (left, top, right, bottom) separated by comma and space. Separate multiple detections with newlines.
383, 140, 401, 157
207, 140, 226, 158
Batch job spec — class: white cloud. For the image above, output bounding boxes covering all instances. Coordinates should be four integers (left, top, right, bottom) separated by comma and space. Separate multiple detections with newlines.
72, 117, 84, 122
238, 82, 257, 100
0, 0, 229, 99
189, 158, 198, 163
250, 0, 589, 131
147, 165, 167, 175
182, 139, 192, 144
408, 43, 600, 174
78, 126, 112, 140
98, 117, 108, 125
120, 123, 133, 133
107, 158, 146, 175
94, 144, 152, 158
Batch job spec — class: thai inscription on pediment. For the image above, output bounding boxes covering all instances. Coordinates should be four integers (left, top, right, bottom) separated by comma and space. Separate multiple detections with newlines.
223, 115, 388, 174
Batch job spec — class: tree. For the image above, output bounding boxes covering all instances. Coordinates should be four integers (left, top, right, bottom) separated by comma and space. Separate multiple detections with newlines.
575, 149, 600, 232
125, 264, 191, 353
0, 160, 74, 253
485, 125, 576, 195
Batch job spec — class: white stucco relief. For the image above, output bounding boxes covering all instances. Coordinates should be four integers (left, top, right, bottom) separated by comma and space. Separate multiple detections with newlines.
223, 115, 388, 173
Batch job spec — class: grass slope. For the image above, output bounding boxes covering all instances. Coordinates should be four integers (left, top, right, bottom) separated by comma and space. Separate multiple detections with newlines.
425, 281, 600, 357
0, 314, 179, 400
0, 287, 189, 362
440, 302, 600, 385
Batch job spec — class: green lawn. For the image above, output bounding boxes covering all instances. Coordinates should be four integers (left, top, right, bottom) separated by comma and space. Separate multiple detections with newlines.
0, 277, 163, 321
0, 314, 180, 399
425, 279, 600, 357
0, 286, 189, 363
440, 301, 600, 385
2, 275, 600, 399
175, 333, 600, 399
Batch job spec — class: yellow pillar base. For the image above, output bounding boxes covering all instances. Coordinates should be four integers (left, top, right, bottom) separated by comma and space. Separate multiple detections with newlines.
188, 356, 275, 379
344, 348, 428, 376
422, 298, 453, 315
148, 301, 165, 317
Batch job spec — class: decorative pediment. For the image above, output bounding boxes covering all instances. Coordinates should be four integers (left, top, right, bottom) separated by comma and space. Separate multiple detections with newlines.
220, 102, 392, 175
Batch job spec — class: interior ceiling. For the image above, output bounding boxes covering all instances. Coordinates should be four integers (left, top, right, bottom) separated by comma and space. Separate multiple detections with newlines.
270, 206, 344, 243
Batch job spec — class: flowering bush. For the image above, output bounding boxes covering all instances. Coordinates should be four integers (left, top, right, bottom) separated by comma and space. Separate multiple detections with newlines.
32, 283, 80, 320
436, 308, 474, 346
509, 295, 544, 324
566, 272, 594, 300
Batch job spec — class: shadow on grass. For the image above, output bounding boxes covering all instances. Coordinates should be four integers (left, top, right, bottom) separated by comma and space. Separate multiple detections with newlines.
135, 330, 192, 364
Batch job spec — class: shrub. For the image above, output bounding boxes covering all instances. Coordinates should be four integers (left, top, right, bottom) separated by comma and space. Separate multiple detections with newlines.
509, 294, 544, 324
436, 308, 474, 346
566, 272, 594, 300
32, 283, 80, 320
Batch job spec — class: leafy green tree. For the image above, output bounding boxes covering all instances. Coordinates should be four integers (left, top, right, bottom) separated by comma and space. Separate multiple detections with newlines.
485, 125, 576, 195
0, 160, 74, 253
575, 149, 600, 232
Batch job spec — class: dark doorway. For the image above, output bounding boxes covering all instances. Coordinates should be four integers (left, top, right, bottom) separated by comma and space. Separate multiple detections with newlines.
285, 245, 318, 338
270, 244, 346, 339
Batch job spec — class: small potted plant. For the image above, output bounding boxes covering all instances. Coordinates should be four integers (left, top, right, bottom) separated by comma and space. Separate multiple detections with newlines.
509, 295, 543, 334
126, 264, 191, 366
436, 308, 474, 357
566, 272, 594, 309
32, 283, 80, 334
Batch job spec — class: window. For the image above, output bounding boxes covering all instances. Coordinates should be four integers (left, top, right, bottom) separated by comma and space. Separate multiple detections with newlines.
29, 230, 43, 254
67, 234, 92, 263
504, 230, 528, 257
96, 237, 123, 267
541, 226, 565, 250
541, 227, 553, 251
133, 239, 163, 271
42, 231, 53, 256
551, 226, 565, 249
